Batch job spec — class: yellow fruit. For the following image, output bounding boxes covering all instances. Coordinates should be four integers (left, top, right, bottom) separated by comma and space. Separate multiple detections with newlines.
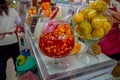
73, 13, 84, 24
85, 9, 97, 20
88, 2, 96, 9
78, 12, 84, 21
74, 25, 82, 35
102, 21, 111, 33
80, 9, 87, 15
92, 28, 104, 39
79, 21, 92, 35
91, 14, 106, 29
97, 14, 108, 21
92, 18, 103, 29
95, 0, 108, 12
83, 34, 92, 40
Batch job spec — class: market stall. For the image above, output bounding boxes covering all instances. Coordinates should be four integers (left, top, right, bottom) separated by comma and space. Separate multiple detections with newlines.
22, 0, 119, 79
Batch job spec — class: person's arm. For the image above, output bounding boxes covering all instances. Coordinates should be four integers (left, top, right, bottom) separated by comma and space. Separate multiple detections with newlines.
13, 8, 22, 25
110, 10, 120, 23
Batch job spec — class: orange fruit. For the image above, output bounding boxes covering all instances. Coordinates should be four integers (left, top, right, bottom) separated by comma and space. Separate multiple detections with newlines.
28, 10, 32, 14
30, 6, 35, 10
46, 10, 51, 17
71, 43, 81, 55
41, 2, 50, 10
32, 9, 37, 14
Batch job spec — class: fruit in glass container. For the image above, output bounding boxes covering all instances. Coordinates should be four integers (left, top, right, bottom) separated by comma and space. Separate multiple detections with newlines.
39, 22, 74, 58
92, 28, 104, 39
88, 0, 108, 13
80, 9, 87, 15
40, 2, 52, 17
26, 6, 37, 24
32, 9, 37, 14
28, 6, 37, 15
30, 6, 35, 10
73, 13, 84, 24
91, 14, 107, 29
92, 17, 103, 29
28, 10, 32, 14
95, 0, 108, 12
41, 2, 51, 10
102, 21, 111, 33
85, 9, 97, 20
79, 21, 92, 35
74, 25, 81, 35
83, 34, 92, 40
88, 1, 96, 9
73, 0, 111, 41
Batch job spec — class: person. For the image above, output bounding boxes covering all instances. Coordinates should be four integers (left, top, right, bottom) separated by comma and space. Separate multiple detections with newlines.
93, 0, 120, 61
0, 0, 21, 80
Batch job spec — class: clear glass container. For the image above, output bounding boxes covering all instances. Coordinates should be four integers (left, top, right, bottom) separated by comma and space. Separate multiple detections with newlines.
39, 19, 75, 70
73, 1, 113, 65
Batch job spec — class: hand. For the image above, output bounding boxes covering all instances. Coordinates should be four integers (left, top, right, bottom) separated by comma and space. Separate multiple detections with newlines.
92, 42, 101, 55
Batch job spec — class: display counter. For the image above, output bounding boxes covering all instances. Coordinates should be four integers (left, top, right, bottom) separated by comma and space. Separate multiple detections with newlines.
24, 24, 117, 80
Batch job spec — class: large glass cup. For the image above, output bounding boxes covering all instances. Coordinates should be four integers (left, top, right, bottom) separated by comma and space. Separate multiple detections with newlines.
73, 2, 113, 65
39, 19, 75, 71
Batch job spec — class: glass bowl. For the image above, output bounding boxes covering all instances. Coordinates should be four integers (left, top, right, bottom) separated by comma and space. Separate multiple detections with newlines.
73, 1, 113, 65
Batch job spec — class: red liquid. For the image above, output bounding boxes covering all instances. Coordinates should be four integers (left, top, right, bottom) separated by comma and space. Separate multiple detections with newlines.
39, 23, 74, 58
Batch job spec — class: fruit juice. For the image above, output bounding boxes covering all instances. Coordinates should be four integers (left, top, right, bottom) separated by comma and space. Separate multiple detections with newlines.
39, 21, 74, 58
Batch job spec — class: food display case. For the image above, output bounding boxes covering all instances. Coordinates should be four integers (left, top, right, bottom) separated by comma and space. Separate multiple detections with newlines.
24, 23, 117, 80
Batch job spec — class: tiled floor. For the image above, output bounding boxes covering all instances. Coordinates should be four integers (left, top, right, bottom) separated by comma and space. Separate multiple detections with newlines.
6, 58, 18, 80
